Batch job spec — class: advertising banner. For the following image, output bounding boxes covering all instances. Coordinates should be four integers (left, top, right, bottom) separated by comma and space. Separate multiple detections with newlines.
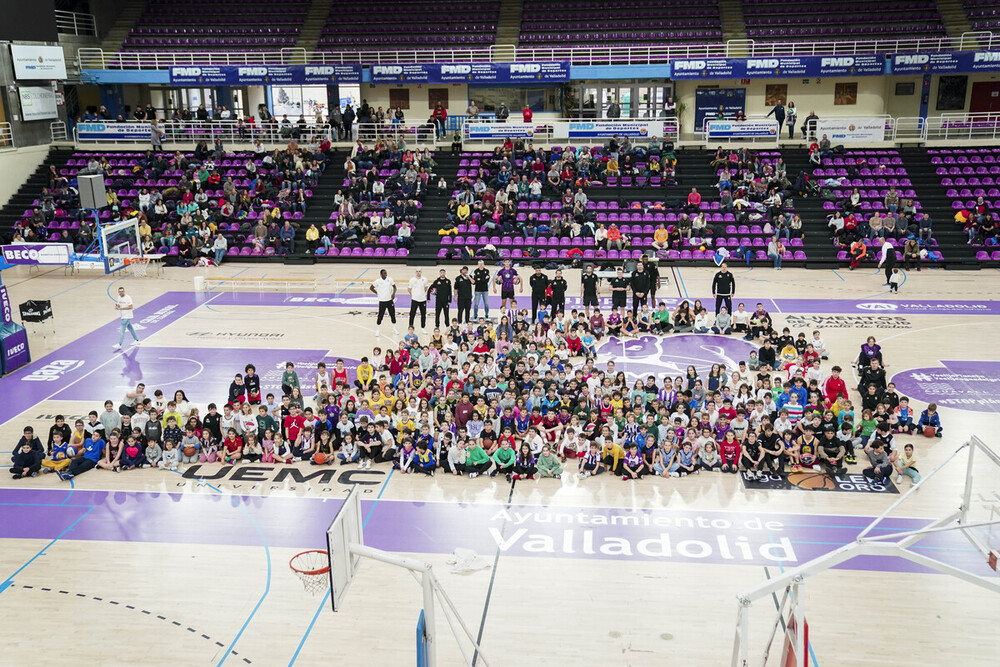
168, 64, 362, 86
77, 122, 155, 142
706, 119, 779, 139
0, 286, 12, 325
1, 243, 74, 265
672, 55, 885, 79
369, 61, 570, 84
890, 51, 1000, 75
18, 86, 59, 121
0, 324, 30, 375
465, 122, 537, 139
815, 118, 886, 142
10, 44, 67, 80
550, 120, 669, 139
695, 88, 746, 129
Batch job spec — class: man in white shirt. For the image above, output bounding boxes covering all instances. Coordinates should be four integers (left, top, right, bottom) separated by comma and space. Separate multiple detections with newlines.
114, 286, 140, 350
369, 269, 399, 337
407, 269, 429, 332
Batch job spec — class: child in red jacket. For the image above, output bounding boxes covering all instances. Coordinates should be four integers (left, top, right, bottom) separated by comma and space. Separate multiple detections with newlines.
823, 365, 848, 407
719, 431, 741, 473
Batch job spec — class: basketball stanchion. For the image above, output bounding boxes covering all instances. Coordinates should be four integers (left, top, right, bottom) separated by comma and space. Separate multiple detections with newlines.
295, 486, 493, 667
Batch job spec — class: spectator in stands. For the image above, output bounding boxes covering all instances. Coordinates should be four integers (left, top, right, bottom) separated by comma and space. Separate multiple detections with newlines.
765, 101, 785, 133
802, 110, 819, 140
343, 104, 356, 141
432, 103, 447, 139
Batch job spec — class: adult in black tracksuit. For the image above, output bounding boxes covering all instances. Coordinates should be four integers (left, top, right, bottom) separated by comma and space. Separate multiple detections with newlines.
609, 268, 629, 312
644, 260, 660, 305
430, 269, 453, 329
712, 263, 736, 315
454, 267, 473, 324
529, 267, 549, 322
549, 270, 568, 317
629, 262, 650, 316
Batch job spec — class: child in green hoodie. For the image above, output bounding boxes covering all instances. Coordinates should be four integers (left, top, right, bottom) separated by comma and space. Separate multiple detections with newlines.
466, 441, 492, 478
491, 439, 516, 481
537, 444, 563, 478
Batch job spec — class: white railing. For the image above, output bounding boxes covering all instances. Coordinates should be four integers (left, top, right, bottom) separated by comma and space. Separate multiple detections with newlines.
0, 122, 13, 149
55, 10, 96, 37
908, 112, 1000, 142
77, 32, 1000, 69
65, 113, 1000, 147
50, 121, 68, 143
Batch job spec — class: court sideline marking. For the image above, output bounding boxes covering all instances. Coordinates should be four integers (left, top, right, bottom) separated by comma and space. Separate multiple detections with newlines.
286, 467, 395, 667
0, 291, 224, 430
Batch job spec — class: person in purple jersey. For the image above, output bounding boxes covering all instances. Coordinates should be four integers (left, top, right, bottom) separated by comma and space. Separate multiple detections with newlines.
492, 258, 523, 313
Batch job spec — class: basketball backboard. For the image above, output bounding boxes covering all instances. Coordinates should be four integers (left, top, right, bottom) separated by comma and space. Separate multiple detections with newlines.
327, 485, 364, 612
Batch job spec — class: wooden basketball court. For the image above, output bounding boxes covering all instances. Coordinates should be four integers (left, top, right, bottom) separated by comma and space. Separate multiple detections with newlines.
1, 262, 998, 666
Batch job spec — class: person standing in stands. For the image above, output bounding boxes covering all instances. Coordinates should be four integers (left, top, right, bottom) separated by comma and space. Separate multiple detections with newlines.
712, 263, 736, 315
522, 104, 533, 124
370, 269, 399, 338
766, 101, 786, 134
342, 104, 356, 141
429, 269, 453, 329
454, 265, 473, 324
433, 102, 448, 139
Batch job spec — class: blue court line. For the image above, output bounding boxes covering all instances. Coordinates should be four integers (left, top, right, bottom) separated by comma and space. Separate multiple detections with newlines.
287, 468, 394, 667
674, 267, 690, 299
0, 504, 97, 595
165, 470, 271, 667
832, 270, 845, 282
48, 271, 110, 299
59, 476, 75, 505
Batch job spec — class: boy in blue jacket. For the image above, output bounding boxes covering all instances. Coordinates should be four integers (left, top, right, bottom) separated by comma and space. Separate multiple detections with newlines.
10, 441, 42, 479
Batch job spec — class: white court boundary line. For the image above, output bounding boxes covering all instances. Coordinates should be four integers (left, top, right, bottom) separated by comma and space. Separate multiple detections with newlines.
0, 293, 224, 430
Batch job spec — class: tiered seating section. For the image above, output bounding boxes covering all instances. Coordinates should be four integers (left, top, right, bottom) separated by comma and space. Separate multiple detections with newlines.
964, 0, 1000, 31
742, 0, 945, 40
813, 150, 942, 264
317, 1, 498, 51
122, 0, 307, 51
519, 0, 721, 46
16, 151, 314, 260
931, 148, 1000, 263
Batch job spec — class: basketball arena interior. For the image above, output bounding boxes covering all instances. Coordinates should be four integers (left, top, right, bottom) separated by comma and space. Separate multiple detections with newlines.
1, 2, 1000, 666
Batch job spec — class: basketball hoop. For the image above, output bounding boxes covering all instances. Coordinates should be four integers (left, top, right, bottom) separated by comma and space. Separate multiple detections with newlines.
125, 257, 150, 278
289, 550, 330, 595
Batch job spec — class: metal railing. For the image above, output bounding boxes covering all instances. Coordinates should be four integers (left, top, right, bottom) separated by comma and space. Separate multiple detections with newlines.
71, 119, 445, 146
0, 122, 13, 149
55, 10, 96, 37
50, 121, 68, 143
64, 113, 1000, 147
77, 32, 1000, 69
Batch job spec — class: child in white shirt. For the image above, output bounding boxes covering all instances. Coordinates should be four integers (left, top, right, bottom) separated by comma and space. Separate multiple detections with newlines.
159, 442, 180, 471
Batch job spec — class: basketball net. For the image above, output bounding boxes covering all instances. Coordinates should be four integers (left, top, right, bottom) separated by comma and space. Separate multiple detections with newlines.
289, 550, 330, 595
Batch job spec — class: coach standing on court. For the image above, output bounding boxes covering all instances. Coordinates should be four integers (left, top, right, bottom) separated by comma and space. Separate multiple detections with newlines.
610, 267, 629, 313
630, 261, 650, 316
454, 266, 473, 323
472, 260, 491, 320
529, 266, 549, 322
550, 269, 568, 318
407, 269, 429, 331
581, 264, 600, 317
370, 269, 399, 338
430, 269, 453, 329
712, 262, 736, 315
